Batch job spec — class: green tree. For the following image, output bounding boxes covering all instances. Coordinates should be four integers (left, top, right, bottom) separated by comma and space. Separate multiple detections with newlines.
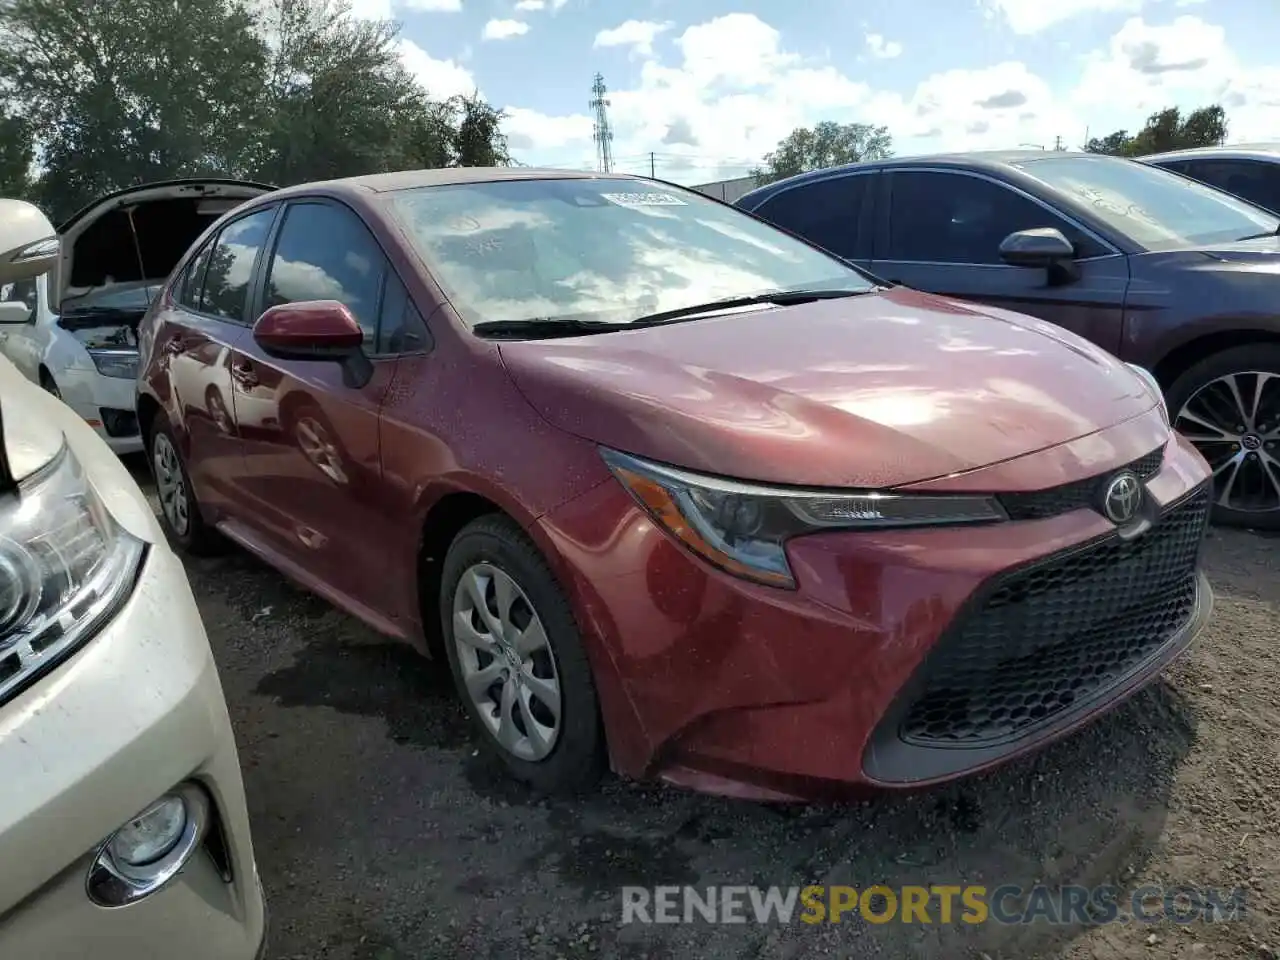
752, 121, 893, 186
0, 0, 270, 219
1084, 105, 1228, 157
0, 110, 34, 198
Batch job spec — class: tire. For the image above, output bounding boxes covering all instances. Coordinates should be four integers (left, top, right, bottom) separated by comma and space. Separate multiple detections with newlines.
39, 369, 61, 400
440, 515, 605, 794
1166, 343, 1280, 530
148, 415, 223, 555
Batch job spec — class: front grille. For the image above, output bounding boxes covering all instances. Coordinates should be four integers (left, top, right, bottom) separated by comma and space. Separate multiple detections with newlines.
1000, 444, 1166, 521
899, 483, 1209, 747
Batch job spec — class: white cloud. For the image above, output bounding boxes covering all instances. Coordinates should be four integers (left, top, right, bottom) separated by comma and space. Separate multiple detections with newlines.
594, 20, 673, 57
514, 0, 544, 8
865, 34, 903, 59
401, 0, 461, 10
980, 0, 1141, 35
500, 10, 1279, 184
483, 18, 529, 40
396, 38, 477, 98
1074, 16, 1280, 142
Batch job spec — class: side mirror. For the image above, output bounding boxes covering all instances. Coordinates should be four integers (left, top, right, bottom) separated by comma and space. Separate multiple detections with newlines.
0, 200, 58, 285
0, 301, 32, 324
253, 300, 372, 388
998, 228, 1080, 284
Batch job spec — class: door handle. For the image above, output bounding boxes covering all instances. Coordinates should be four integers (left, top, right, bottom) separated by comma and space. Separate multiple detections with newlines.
231, 361, 259, 388
163, 337, 186, 355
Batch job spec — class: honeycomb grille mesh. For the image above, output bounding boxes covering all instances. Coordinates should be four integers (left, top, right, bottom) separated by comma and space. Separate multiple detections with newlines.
1000, 444, 1166, 521
899, 483, 1209, 747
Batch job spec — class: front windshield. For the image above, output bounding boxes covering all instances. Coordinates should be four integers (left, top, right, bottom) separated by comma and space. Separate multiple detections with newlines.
1014, 155, 1280, 251
385, 177, 875, 328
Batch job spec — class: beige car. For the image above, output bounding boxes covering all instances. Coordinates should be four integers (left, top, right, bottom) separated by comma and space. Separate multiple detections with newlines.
0, 199, 265, 958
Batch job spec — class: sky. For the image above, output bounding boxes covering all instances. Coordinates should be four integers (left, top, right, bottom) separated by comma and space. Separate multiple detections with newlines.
350, 0, 1280, 186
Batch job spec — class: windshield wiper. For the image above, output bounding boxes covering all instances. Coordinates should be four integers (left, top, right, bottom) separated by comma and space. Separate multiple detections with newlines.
472, 318, 626, 340
472, 288, 876, 340
625, 288, 873, 326
1235, 224, 1280, 242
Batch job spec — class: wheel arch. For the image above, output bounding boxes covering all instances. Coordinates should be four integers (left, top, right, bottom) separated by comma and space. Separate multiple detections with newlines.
1152, 328, 1280, 389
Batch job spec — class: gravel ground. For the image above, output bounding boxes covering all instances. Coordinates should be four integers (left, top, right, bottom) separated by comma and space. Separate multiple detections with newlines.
132, 462, 1279, 960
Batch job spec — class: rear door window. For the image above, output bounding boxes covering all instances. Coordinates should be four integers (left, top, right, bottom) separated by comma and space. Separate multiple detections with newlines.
1183, 159, 1280, 214
752, 174, 872, 259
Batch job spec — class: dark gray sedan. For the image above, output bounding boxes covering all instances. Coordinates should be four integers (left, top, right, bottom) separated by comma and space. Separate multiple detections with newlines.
737, 151, 1280, 529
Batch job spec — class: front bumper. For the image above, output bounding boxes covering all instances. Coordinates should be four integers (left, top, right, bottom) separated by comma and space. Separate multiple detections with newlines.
537, 426, 1214, 801
0, 544, 265, 959
55, 364, 143, 455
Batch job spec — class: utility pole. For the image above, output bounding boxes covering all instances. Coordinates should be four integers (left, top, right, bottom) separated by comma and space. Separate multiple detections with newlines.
1054, 134, 1065, 151
649, 152, 655, 178
589, 73, 614, 173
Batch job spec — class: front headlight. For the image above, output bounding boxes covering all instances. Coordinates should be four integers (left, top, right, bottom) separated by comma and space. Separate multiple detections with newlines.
601, 448, 1005, 588
88, 348, 140, 380
0, 442, 145, 705
1126, 362, 1169, 426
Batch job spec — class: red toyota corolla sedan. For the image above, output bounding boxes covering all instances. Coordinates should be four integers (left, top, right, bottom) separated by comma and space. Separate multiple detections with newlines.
131, 168, 1214, 801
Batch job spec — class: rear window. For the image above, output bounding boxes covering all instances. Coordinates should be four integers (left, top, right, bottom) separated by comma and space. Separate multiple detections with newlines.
385, 177, 875, 329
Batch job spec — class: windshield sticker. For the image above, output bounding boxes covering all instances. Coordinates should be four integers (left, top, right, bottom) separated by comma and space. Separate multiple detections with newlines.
601, 192, 687, 207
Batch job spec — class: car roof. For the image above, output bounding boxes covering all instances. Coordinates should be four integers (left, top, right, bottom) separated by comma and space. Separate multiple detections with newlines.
267, 166, 653, 200
1141, 144, 1280, 163
736, 150, 1111, 207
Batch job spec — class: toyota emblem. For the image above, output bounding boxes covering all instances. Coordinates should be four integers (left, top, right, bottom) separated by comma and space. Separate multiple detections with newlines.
1102, 471, 1143, 525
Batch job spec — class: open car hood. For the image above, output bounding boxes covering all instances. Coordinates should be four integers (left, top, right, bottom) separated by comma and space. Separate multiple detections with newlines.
51, 178, 276, 317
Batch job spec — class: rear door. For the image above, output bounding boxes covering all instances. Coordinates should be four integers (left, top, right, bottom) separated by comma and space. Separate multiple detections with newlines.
229, 198, 403, 617
152, 203, 281, 523
745, 171, 879, 272
870, 168, 1130, 354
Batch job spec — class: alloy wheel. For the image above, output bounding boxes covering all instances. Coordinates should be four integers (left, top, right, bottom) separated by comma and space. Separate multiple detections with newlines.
152, 432, 191, 536
451, 562, 563, 762
1175, 370, 1280, 513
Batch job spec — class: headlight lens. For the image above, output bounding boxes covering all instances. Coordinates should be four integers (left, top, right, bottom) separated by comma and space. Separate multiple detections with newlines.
1126, 362, 1169, 425
601, 448, 1005, 588
0, 442, 145, 704
88, 348, 139, 380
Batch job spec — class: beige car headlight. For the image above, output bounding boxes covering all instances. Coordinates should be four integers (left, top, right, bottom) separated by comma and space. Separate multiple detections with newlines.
0, 441, 146, 704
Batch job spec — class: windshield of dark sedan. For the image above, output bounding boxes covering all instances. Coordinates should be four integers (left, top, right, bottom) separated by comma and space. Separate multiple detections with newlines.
385, 177, 875, 327
1014, 155, 1280, 251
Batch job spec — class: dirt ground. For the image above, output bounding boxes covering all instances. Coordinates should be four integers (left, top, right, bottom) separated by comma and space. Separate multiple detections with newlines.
135, 460, 1279, 959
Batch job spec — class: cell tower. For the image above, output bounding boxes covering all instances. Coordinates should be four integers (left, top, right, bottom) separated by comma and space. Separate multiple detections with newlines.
590, 72, 614, 173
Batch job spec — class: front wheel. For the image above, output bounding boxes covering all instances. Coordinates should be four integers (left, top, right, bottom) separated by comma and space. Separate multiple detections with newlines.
440, 515, 605, 794
1167, 344, 1280, 530
39, 370, 61, 400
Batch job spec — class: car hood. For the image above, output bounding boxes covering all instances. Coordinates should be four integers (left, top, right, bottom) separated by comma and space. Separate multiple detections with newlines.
497, 287, 1158, 489
52, 178, 276, 316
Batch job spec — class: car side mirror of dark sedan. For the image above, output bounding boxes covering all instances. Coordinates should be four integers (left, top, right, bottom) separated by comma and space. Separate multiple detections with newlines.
998, 228, 1081, 285
253, 300, 373, 388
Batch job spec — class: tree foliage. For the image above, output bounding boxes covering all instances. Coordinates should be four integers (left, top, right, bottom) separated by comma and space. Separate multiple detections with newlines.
752, 121, 893, 186
0, 0, 510, 220
1083, 105, 1228, 158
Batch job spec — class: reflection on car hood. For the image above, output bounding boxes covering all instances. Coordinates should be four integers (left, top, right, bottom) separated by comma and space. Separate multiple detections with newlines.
498, 286, 1158, 489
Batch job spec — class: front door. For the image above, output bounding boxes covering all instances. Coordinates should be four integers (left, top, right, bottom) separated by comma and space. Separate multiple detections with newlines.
230, 198, 401, 618
872, 168, 1130, 356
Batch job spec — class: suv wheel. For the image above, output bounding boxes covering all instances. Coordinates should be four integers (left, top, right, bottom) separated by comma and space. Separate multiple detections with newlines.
440, 515, 605, 794
1167, 344, 1280, 530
